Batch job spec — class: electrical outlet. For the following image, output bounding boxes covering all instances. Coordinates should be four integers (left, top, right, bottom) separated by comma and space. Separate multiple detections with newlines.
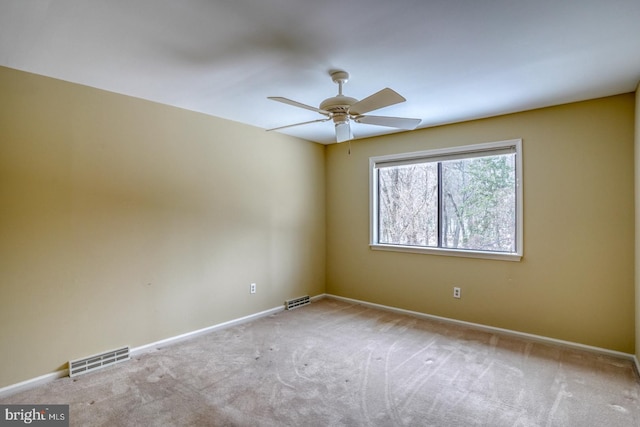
250, 283, 256, 294
453, 287, 461, 299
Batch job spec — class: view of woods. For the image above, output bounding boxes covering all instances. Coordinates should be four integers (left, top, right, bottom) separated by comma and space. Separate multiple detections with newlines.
378, 153, 516, 253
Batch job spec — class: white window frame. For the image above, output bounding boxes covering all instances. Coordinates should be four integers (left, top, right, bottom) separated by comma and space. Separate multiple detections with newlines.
369, 139, 523, 261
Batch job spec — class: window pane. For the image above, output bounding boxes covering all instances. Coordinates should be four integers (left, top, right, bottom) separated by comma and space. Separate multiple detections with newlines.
441, 154, 516, 252
378, 163, 438, 246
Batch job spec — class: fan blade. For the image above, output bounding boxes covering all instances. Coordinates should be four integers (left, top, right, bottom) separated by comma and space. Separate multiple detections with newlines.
349, 88, 406, 115
268, 97, 329, 115
267, 118, 330, 131
335, 122, 353, 143
354, 115, 421, 130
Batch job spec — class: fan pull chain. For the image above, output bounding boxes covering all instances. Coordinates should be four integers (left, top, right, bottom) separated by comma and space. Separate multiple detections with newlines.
348, 139, 351, 155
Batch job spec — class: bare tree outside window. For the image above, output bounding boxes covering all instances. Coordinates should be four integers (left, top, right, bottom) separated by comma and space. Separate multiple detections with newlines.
378, 163, 438, 246
441, 155, 516, 252
373, 141, 520, 258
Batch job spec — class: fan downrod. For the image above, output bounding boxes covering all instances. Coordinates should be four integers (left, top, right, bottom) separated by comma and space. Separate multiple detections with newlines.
330, 70, 350, 96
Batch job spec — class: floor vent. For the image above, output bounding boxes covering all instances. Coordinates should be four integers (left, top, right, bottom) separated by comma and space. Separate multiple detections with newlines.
285, 295, 310, 310
69, 346, 130, 377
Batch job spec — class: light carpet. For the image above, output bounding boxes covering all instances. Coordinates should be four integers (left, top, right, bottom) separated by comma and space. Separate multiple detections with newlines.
2, 298, 639, 426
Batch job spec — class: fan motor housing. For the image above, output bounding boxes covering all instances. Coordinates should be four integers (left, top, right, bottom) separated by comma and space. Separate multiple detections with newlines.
320, 95, 357, 113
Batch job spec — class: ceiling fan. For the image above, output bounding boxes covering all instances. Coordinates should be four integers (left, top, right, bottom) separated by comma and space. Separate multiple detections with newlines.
267, 70, 421, 143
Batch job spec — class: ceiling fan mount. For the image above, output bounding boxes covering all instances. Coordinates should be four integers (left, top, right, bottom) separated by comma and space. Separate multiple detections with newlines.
329, 70, 349, 85
267, 70, 421, 143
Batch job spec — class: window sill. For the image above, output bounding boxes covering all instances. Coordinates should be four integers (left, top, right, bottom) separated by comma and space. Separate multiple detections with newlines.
370, 243, 522, 262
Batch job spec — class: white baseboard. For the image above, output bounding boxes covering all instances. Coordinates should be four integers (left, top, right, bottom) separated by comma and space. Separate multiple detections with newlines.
310, 293, 327, 303
131, 304, 285, 356
324, 294, 638, 364
0, 370, 68, 399
2, 292, 635, 398
0, 296, 321, 398
133, 293, 330, 357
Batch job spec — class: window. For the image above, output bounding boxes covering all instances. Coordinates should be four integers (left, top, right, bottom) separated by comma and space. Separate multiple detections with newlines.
370, 139, 522, 261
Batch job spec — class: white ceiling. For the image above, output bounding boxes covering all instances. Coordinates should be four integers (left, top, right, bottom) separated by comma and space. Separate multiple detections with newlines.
1, 1, 640, 144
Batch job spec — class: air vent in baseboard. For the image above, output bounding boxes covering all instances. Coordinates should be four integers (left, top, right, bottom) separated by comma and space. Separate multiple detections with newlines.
69, 346, 130, 377
285, 295, 310, 310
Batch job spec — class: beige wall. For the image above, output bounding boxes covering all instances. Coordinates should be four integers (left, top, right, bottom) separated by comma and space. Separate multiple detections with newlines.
0, 67, 326, 387
327, 94, 635, 353
1, 64, 636, 389
636, 81, 640, 363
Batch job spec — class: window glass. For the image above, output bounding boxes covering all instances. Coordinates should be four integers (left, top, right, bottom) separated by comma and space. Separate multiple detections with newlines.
378, 163, 438, 246
441, 154, 516, 252
370, 139, 522, 261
